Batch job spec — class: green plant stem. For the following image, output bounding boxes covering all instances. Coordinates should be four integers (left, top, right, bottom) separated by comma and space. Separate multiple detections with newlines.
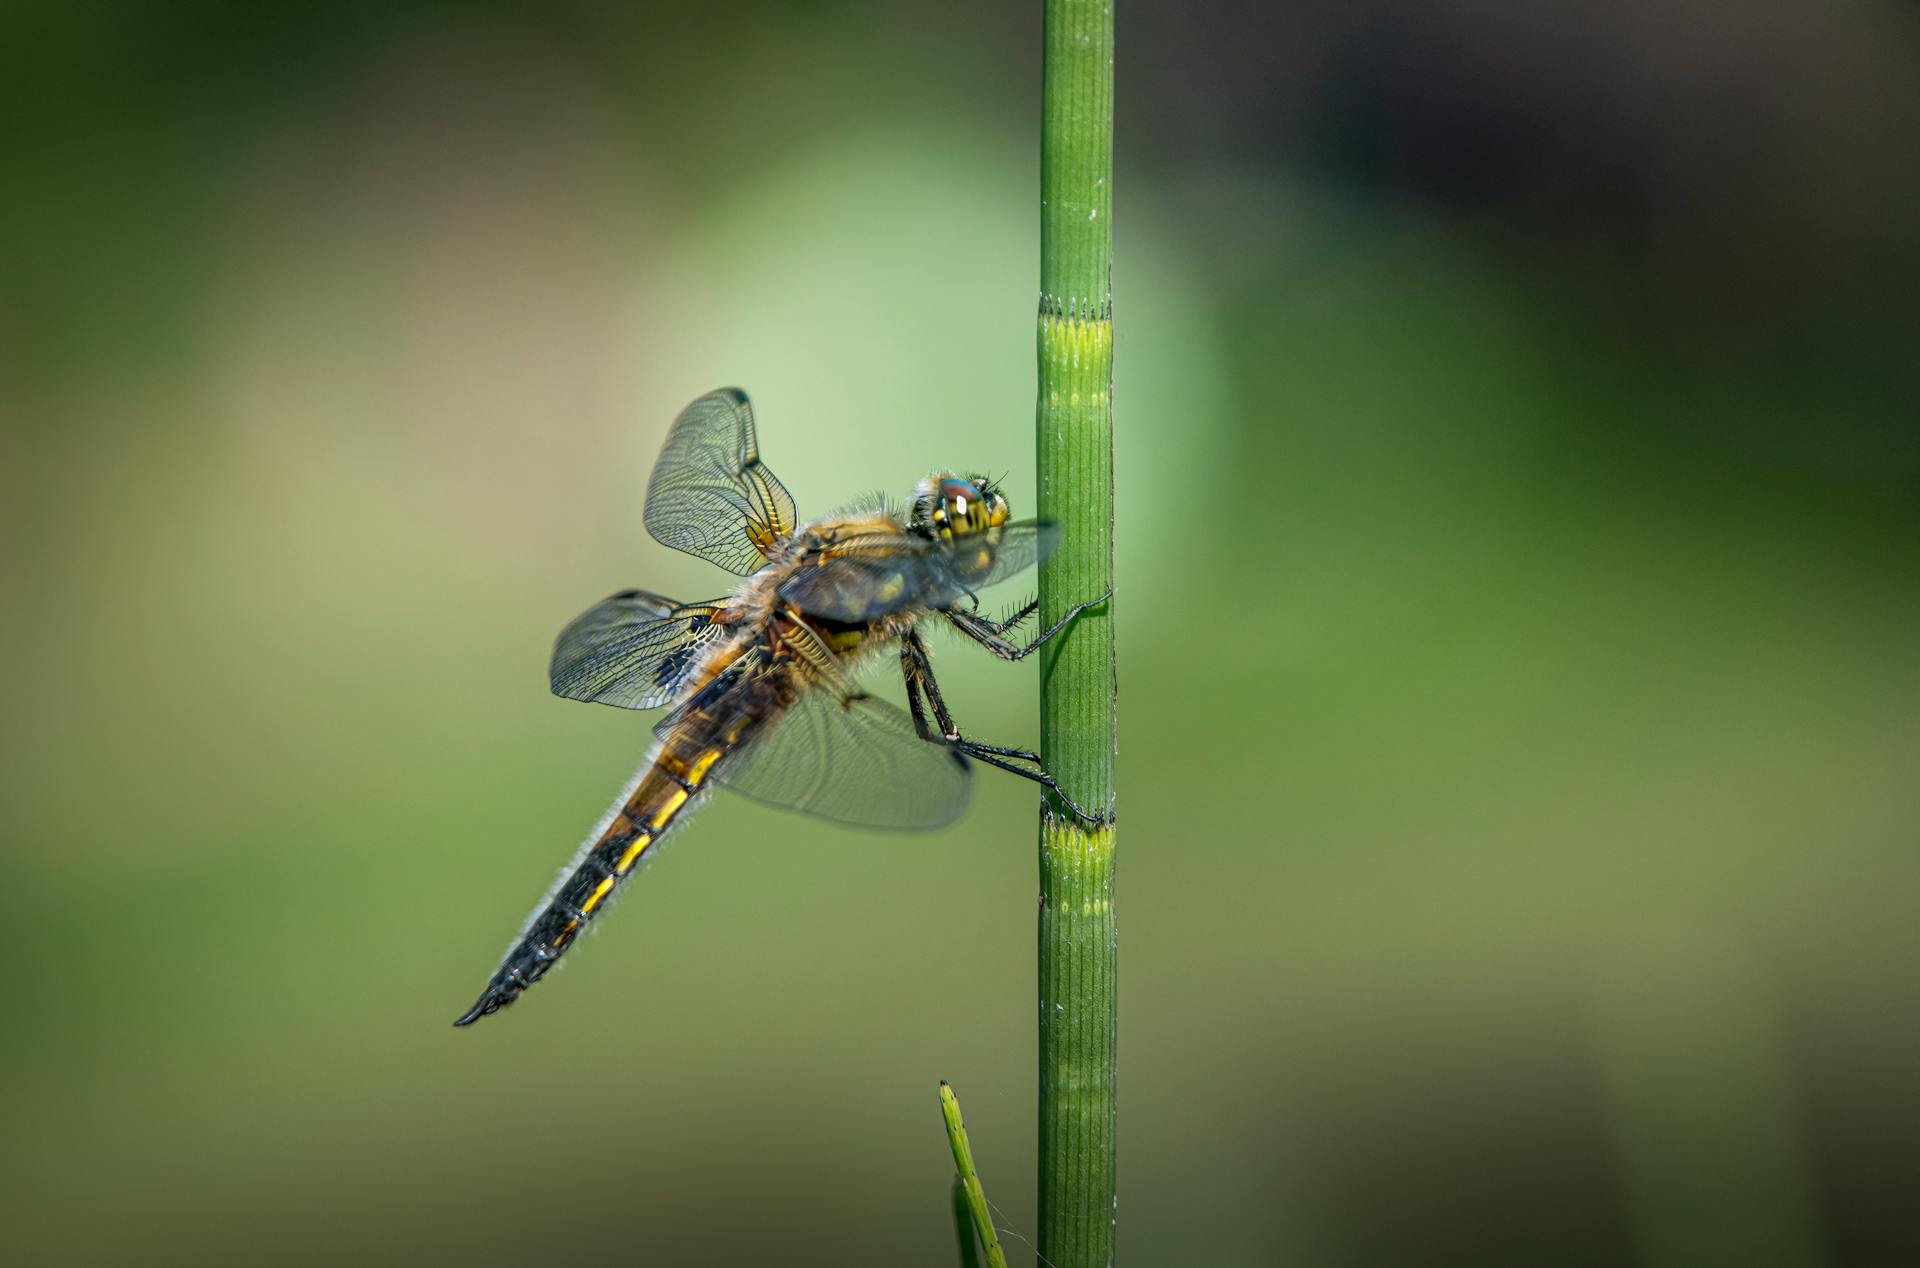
940, 1081, 1009, 1268
1035, 1, 1117, 1265
951, 1176, 985, 1268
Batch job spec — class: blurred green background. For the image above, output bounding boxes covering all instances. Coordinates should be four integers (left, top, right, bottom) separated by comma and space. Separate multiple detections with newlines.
4, 2, 1917, 1265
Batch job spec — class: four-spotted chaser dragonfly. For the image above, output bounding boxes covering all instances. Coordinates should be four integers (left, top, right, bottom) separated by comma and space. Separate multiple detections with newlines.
454, 388, 1107, 1025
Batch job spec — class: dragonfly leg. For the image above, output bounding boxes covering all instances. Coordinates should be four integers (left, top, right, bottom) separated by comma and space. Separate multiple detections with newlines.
952, 743, 1106, 826
946, 590, 1111, 661
903, 630, 1105, 826
900, 640, 939, 742
965, 596, 1040, 637
900, 629, 960, 741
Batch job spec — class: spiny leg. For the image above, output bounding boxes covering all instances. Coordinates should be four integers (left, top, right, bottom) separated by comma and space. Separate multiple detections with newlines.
946, 590, 1111, 662
901, 629, 959, 741
900, 628, 1103, 826
953, 745, 1104, 826
900, 637, 941, 742
966, 596, 1040, 637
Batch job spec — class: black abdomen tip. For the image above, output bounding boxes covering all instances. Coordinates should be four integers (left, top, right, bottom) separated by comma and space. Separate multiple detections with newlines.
452, 985, 516, 1027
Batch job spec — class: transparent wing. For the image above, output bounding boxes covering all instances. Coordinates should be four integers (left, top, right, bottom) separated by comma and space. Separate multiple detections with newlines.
644, 388, 797, 576
777, 520, 1060, 622
549, 589, 727, 710
961, 519, 1059, 592
698, 670, 974, 832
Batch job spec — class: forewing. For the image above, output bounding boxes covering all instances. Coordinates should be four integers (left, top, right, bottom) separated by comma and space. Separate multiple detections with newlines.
549, 589, 726, 710
710, 680, 973, 831
643, 388, 797, 575
958, 520, 1059, 592
777, 520, 1061, 622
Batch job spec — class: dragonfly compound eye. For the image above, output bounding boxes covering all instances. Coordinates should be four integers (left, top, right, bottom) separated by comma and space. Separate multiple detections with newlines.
940, 478, 989, 535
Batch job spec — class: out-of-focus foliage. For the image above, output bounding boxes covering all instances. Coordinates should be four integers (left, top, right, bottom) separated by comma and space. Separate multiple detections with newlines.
2, 3, 1914, 1265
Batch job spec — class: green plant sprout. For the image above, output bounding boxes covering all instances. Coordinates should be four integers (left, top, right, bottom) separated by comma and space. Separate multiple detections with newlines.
942, 1081, 1011, 1268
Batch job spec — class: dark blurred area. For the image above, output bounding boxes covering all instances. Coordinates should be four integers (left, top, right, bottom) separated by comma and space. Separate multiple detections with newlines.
3, 2, 1916, 1266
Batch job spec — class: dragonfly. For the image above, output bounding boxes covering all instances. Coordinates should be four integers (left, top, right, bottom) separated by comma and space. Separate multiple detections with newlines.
454, 388, 1108, 1025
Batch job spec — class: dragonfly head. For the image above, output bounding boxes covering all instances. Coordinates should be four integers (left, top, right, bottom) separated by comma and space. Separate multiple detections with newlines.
913, 472, 1009, 544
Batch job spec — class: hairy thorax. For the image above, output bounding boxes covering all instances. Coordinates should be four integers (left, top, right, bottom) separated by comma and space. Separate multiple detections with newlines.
684, 509, 933, 697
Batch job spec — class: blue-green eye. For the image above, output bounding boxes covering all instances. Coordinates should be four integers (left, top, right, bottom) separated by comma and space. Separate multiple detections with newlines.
939, 478, 981, 519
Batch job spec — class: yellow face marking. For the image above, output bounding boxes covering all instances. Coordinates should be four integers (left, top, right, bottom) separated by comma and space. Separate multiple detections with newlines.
616, 833, 652, 874
580, 875, 616, 914
650, 787, 690, 830
685, 748, 722, 786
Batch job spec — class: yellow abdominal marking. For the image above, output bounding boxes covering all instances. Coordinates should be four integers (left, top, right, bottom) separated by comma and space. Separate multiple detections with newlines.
580, 875, 616, 914
685, 748, 722, 785
615, 832, 653, 874
650, 787, 690, 829
876, 574, 904, 604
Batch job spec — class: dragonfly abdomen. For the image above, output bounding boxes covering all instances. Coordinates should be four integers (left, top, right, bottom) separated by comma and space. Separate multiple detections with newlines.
452, 734, 729, 1026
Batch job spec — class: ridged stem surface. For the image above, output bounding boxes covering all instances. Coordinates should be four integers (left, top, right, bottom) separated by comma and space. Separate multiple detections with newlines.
1035, 0, 1116, 1264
